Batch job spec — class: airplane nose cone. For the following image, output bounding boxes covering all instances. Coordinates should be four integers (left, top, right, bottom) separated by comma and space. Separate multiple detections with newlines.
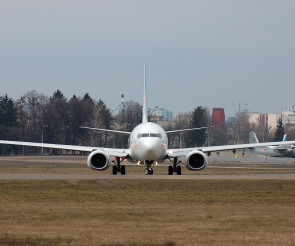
141, 138, 160, 160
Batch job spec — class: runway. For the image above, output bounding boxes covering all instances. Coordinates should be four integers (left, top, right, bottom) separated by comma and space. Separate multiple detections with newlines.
1, 173, 295, 180
1, 155, 295, 180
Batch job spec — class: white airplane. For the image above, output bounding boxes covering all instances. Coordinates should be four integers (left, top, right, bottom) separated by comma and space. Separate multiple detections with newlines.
249, 131, 295, 158
2, 65, 295, 175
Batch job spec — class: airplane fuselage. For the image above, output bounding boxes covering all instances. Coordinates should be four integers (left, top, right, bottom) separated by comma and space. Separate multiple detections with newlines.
250, 146, 295, 157
129, 122, 168, 163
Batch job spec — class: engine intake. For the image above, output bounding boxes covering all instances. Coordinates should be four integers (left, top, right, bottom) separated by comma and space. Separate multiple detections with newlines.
186, 150, 208, 171
87, 150, 110, 170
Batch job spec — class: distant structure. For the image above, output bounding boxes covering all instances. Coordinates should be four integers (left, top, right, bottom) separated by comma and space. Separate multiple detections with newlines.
282, 107, 295, 128
148, 106, 173, 122
120, 93, 124, 111
212, 108, 225, 145
248, 113, 279, 131
111, 93, 125, 117
248, 107, 295, 134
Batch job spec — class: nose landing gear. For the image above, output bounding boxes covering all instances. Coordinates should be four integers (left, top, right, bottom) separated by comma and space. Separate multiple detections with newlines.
144, 160, 154, 175
144, 167, 153, 175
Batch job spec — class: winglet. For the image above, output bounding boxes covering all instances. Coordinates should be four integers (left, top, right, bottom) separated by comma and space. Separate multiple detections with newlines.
283, 133, 287, 141
142, 64, 148, 123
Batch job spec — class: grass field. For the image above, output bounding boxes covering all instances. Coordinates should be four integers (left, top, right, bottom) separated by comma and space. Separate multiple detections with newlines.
0, 156, 295, 245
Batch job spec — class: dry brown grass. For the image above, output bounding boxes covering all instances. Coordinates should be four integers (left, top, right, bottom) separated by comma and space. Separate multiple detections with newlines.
0, 156, 295, 245
0, 179, 295, 245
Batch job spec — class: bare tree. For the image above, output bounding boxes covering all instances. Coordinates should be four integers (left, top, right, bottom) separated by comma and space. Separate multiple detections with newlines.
113, 100, 142, 148
87, 99, 112, 147
254, 114, 271, 142
234, 110, 251, 144
169, 113, 191, 148
14, 91, 48, 153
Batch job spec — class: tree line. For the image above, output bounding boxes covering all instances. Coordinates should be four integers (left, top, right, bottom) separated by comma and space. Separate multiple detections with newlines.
0, 90, 288, 156
0, 90, 144, 155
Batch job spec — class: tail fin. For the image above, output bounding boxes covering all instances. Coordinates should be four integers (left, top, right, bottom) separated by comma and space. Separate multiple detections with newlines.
142, 64, 148, 123
283, 133, 287, 141
249, 131, 259, 143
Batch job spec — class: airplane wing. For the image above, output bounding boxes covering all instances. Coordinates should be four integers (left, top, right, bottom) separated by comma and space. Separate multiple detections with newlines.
166, 127, 210, 134
167, 140, 295, 157
0, 140, 129, 158
80, 126, 131, 135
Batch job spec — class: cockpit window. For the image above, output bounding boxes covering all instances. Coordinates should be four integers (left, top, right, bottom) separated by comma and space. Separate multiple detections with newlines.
137, 133, 162, 138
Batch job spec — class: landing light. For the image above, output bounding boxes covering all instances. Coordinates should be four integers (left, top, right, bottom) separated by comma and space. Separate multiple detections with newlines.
155, 161, 158, 165
137, 161, 140, 165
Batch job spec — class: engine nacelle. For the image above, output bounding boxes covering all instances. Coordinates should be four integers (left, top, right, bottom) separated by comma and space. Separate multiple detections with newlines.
87, 150, 110, 171
185, 150, 208, 171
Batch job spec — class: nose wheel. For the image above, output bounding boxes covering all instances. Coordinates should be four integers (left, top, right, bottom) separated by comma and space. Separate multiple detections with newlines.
144, 168, 154, 175
144, 160, 154, 175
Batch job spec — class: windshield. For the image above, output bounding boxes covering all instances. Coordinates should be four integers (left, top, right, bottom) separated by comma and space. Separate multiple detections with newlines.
137, 133, 162, 139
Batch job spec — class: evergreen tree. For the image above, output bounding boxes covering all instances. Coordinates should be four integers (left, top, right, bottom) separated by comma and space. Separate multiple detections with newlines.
50, 89, 65, 100
0, 94, 16, 126
273, 118, 285, 141
186, 106, 208, 147
0, 95, 17, 127
46, 90, 69, 144
83, 93, 92, 100
68, 95, 94, 145
0, 95, 19, 155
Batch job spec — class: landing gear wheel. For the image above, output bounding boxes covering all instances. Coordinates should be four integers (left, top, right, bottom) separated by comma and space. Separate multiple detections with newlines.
121, 165, 126, 175
176, 166, 181, 175
112, 165, 118, 175
112, 157, 127, 175
168, 157, 182, 175
168, 166, 173, 175
144, 168, 153, 175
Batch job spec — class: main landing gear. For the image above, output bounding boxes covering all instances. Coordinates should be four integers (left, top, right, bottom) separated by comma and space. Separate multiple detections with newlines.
112, 157, 126, 175
144, 160, 154, 175
168, 157, 182, 175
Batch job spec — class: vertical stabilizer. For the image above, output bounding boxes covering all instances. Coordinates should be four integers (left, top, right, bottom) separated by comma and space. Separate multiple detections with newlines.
142, 64, 148, 123
249, 131, 259, 143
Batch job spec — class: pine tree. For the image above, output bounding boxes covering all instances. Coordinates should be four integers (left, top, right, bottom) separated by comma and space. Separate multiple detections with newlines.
50, 89, 65, 100
273, 118, 285, 141
0, 95, 17, 127
186, 106, 208, 147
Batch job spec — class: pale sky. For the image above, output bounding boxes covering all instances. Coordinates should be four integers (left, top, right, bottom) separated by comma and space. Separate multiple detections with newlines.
0, 0, 294, 117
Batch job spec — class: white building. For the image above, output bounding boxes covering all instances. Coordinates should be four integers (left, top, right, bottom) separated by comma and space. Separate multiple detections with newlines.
148, 106, 173, 121
282, 107, 295, 127
248, 113, 280, 131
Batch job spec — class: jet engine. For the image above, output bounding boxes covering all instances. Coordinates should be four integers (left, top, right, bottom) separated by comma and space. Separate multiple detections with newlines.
185, 150, 208, 171
87, 150, 110, 170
